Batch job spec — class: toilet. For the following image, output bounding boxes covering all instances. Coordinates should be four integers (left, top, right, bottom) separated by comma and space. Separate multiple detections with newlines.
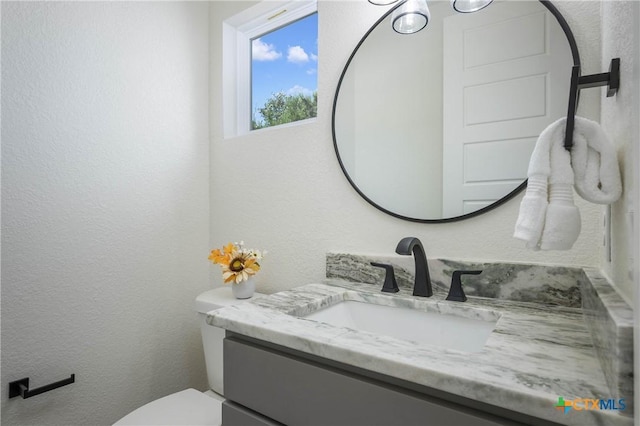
114, 287, 262, 426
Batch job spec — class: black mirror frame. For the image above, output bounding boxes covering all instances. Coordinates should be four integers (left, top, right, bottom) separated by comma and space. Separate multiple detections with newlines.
331, 0, 580, 223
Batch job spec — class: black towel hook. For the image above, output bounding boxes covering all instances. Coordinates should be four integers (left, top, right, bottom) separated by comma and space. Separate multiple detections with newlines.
9, 374, 75, 399
564, 58, 620, 151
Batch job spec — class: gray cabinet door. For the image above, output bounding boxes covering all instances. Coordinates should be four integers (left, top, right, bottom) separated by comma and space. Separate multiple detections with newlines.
222, 401, 284, 426
224, 337, 525, 426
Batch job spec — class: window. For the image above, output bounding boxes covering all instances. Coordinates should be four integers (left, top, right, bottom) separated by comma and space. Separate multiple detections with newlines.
223, 1, 318, 138
251, 13, 318, 130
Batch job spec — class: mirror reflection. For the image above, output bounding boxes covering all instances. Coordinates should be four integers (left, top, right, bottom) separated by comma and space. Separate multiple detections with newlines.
333, 0, 575, 221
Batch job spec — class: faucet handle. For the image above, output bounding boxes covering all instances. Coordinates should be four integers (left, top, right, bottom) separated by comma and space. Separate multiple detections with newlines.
370, 262, 399, 293
446, 270, 482, 302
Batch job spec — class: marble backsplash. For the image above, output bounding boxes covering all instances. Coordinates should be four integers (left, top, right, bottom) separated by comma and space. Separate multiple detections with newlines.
581, 268, 634, 415
326, 252, 583, 308
326, 252, 634, 414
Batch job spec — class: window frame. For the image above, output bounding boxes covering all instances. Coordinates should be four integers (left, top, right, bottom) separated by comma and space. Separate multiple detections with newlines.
223, 0, 318, 138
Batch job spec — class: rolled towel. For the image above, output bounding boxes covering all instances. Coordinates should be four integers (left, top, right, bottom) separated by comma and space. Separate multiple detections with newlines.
539, 120, 581, 250
513, 118, 558, 248
513, 176, 547, 250
540, 184, 581, 250
514, 117, 581, 250
571, 116, 622, 204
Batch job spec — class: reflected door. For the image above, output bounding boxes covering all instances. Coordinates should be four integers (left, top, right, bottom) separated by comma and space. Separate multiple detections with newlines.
442, 1, 572, 216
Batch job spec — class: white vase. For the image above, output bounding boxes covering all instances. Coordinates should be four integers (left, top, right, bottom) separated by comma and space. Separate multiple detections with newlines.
232, 277, 255, 299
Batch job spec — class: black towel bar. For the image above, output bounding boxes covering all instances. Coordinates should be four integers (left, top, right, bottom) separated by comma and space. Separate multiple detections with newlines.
9, 374, 75, 399
564, 58, 620, 151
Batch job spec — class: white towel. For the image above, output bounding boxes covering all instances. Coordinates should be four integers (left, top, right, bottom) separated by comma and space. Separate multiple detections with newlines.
571, 116, 622, 204
514, 118, 581, 250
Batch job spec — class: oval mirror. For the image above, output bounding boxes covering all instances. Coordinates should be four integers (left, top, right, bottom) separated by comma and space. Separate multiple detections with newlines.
332, 0, 579, 222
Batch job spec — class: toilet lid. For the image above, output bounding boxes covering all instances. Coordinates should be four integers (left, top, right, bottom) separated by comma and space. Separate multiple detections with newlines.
113, 389, 222, 426
195, 287, 264, 313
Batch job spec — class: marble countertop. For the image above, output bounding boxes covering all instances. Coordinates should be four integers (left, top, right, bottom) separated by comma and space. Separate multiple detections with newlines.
207, 280, 631, 425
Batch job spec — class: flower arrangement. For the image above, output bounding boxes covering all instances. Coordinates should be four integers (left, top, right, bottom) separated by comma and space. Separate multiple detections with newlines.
208, 241, 266, 284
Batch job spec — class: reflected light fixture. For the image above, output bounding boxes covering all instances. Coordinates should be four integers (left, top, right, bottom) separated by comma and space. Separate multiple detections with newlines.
368, 0, 401, 5
369, 0, 493, 35
451, 0, 493, 13
391, 0, 430, 35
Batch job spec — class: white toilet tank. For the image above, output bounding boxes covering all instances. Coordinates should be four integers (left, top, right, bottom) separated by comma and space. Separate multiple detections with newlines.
195, 287, 262, 395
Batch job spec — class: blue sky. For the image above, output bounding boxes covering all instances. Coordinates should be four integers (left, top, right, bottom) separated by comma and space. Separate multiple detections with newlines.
251, 13, 318, 119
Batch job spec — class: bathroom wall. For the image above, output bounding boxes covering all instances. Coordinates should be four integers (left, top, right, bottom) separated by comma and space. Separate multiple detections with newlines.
634, 3, 640, 422
209, 0, 604, 295
600, 0, 639, 305
2, 2, 210, 425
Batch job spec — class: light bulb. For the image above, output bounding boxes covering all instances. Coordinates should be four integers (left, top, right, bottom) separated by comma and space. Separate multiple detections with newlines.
451, 0, 493, 13
369, 0, 401, 5
391, 0, 430, 34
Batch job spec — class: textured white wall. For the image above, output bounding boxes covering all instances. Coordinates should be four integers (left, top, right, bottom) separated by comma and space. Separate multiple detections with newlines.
210, 0, 604, 295
633, 2, 640, 421
600, 0, 638, 304
1, 2, 210, 425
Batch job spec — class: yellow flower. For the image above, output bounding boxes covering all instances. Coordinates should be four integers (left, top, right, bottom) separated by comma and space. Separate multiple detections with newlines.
208, 248, 230, 266
223, 242, 235, 255
222, 253, 261, 284
209, 241, 264, 285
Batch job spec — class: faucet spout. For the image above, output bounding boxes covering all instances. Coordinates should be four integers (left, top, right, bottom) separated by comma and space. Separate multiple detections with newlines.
395, 237, 433, 297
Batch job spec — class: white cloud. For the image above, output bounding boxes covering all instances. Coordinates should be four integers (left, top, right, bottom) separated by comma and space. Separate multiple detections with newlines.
287, 46, 309, 64
287, 85, 314, 97
306, 68, 317, 75
310, 53, 318, 62
252, 38, 282, 61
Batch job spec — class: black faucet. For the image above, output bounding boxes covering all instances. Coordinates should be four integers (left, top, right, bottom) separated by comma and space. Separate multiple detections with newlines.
395, 237, 432, 297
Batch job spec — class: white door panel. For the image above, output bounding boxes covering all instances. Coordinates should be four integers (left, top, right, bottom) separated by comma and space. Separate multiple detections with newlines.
443, 1, 571, 217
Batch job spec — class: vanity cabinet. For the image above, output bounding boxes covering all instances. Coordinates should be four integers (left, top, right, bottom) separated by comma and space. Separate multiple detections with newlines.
222, 334, 556, 426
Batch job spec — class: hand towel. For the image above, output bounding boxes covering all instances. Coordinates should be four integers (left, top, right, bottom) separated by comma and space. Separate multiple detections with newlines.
514, 117, 581, 250
513, 175, 548, 250
570, 116, 622, 204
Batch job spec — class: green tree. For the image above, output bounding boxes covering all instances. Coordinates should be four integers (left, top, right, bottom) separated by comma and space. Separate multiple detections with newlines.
252, 91, 317, 130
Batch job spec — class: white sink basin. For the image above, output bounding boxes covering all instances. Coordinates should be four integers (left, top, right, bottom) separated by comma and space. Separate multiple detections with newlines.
303, 300, 498, 352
